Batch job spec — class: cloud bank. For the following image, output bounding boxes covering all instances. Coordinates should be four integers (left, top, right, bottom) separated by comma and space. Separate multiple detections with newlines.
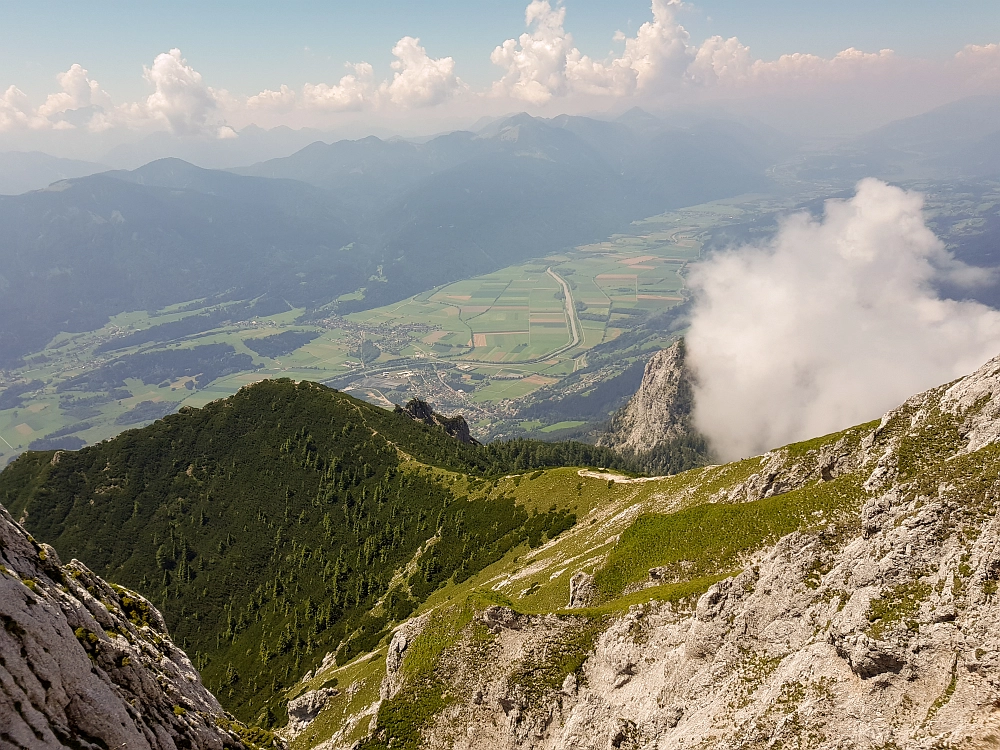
686, 179, 1000, 461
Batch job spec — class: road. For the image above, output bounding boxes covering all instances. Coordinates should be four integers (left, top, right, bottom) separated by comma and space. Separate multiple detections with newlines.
546, 266, 581, 354
324, 267, 584, 389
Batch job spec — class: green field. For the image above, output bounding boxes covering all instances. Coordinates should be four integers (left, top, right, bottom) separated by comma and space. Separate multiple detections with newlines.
0, 191, 782, 466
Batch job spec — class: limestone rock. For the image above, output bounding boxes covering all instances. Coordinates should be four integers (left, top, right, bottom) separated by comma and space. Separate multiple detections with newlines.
568, 572, 596, 609
398, 398, 481, 445
285, 688, 339, 740
598, 340, 693, 454
0, 504, 246, 750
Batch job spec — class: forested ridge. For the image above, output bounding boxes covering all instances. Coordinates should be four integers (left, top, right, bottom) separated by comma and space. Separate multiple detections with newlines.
0, 379, 628, 725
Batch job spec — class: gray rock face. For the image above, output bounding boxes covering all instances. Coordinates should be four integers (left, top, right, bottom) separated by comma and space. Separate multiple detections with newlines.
568, 572, 596, 609
346, 351, 1000, 750
598, 341, 693, 455
285, 689, 338, 741
399, 398, 480, 445
0, 504, 245, 750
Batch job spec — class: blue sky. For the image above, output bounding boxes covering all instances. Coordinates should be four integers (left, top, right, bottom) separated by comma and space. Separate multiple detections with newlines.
4, 0, 998, 98
1, 0, 998, 152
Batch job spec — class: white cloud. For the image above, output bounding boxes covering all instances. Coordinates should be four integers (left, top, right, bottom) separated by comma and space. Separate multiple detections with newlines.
0, 86, 47, 131
302, 63, 375, 111
491, 0, 577, 104
686, 179, 1000, 461
247, 84, 296, 112
37, 64, 113, 119
487, 0, 923, 105
614, 0, 693, 91
141, 49, 223, 135
954, 42, 1000, 88
0, 64, 114, 132
489, 0, 698, 101
688, 36, 754, 85
379, 37, 463, 108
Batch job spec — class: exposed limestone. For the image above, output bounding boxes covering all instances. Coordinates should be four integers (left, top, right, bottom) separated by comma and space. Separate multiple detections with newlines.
284, 688, 339, 741
318, 352, 1000, 749
568, 572, 596, 609
0, 504, 248, 750
598, 340, 693, 454
398, 397, 480, 445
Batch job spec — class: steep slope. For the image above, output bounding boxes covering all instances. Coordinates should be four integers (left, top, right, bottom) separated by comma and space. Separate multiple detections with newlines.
598, 340, 710, 475
285, 352, 1000, 749
0, 379, 626, 725
599, 340, 693, 451
0, 503, 269, 749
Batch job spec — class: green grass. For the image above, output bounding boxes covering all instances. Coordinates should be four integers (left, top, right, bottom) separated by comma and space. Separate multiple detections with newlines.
595, 474, 865, 598
541, 421, 587, 433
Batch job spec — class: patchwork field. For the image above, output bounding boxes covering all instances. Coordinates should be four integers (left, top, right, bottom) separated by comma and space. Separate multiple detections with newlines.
0, 191, 789, 466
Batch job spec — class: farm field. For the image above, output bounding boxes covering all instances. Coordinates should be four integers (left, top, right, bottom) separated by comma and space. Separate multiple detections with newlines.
0, 191, 786, 466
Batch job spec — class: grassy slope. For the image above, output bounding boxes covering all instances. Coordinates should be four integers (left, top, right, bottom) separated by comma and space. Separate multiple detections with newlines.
0, 380, 582, 724
282, 421, 882, 748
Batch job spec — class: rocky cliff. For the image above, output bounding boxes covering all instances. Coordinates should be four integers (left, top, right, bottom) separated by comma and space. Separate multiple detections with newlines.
283, 352, 1000, 749
599, 340, 693, 454
597, 340, 708, 474
0, 503, 266, 750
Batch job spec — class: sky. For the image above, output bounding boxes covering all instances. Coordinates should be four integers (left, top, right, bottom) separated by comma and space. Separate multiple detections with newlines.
2, 0, 999, 156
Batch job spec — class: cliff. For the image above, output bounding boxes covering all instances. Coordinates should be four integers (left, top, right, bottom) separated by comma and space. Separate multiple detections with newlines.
400, 397, 481, 445
0, 503, 267, 750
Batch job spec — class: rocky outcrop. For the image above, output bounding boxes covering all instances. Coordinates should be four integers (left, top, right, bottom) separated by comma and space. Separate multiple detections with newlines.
326, 352, 1000, 749
0, 504, 249, 750
598, 340, 694, 454
399, 398, 480, 445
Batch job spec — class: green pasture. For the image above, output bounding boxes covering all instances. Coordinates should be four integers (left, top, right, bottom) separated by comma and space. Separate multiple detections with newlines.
1, 191, 801, 464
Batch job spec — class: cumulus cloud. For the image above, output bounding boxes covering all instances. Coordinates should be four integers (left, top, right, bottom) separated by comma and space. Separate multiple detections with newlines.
140, 49, 223, 135
691, 40, 897, 87
489, 0, 692, 102
0, 86, 47, 131
487, 0, 932, 105
0, 64, 114, 132
954, 43, 1000, 87
380, 37, 463, 108
37, 64, 113, 119
302, 63, 375, 111
247, 84, 296, 112
614, 0, 693, 91
686, 179, 1000, 461
491, 0, 577, 104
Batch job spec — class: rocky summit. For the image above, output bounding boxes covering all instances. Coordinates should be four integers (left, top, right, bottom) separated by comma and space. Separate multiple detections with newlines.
0, 503, 266, 750
595, 339, 708, 475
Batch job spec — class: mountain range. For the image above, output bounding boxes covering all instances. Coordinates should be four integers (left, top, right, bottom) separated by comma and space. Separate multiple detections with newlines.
0, 110, 780, 367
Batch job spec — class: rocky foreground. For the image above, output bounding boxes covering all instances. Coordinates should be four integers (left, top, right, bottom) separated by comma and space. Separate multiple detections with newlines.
0, 502, 258, 750
287, 353, 1000, 749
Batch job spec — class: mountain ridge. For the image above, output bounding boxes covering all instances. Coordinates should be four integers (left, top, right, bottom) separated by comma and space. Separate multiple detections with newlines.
271, 351, 1000, 748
